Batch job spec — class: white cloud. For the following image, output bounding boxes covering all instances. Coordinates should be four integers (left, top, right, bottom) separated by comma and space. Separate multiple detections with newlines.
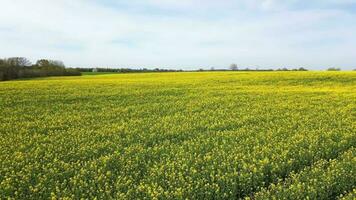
0, 0, 355, 69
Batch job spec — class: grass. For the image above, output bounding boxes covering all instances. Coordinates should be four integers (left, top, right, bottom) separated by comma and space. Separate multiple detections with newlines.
0, 71, 355, 199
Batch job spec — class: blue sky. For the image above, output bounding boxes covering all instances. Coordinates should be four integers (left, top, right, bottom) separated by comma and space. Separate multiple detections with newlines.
0, 0, 356, 70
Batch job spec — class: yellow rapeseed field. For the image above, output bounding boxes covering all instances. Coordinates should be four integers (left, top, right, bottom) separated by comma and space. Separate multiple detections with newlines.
0, 71, 355, 199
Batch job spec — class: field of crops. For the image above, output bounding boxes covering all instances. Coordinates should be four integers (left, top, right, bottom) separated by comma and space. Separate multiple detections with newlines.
0, 72, 355, 199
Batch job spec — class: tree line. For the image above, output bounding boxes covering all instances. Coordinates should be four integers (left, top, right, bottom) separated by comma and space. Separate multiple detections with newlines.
0, 57, 81, 81
77, 67, 184, 73
77, 66, 310, 73
83, 66, 349, 72
1, 57, 348, 81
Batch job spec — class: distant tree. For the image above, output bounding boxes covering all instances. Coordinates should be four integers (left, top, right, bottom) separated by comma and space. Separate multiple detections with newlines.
6, 57, 32, 67
35, 59, 66, 76
278, 67, 289, 71
327, 67, 341, 71
36, 59, 64, 68
210, 67, 215, 71
36, 59, 51, 67
230, 63, 238, 71
298, 67, 308, 71
52, 60, 65, 67
0, 59, 4, 80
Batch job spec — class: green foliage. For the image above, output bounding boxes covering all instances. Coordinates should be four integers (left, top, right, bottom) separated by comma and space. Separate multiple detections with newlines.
250, 149, 356, 200
0, 72, 355, 199
327, 67, 341, 71
339, 188, 356, 200
0, 57, 81, 81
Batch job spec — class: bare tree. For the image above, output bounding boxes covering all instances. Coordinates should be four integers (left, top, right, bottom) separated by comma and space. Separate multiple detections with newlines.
36, 59, 65, 68
6, 57, 31, 67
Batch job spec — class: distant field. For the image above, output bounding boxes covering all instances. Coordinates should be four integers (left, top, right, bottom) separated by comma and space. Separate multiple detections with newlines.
0, 72, 355, 199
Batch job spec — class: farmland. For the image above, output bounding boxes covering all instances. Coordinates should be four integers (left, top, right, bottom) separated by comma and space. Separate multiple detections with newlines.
0, 72, 355, 199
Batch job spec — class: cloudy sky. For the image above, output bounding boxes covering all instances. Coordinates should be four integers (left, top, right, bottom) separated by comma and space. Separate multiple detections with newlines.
1, 0, 356, 69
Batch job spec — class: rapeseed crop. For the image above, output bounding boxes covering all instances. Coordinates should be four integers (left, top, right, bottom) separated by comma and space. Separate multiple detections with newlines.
0, 72, 355, 199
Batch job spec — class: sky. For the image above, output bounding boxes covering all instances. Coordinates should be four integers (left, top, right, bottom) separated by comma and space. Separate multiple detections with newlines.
0, 0, 356, 70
